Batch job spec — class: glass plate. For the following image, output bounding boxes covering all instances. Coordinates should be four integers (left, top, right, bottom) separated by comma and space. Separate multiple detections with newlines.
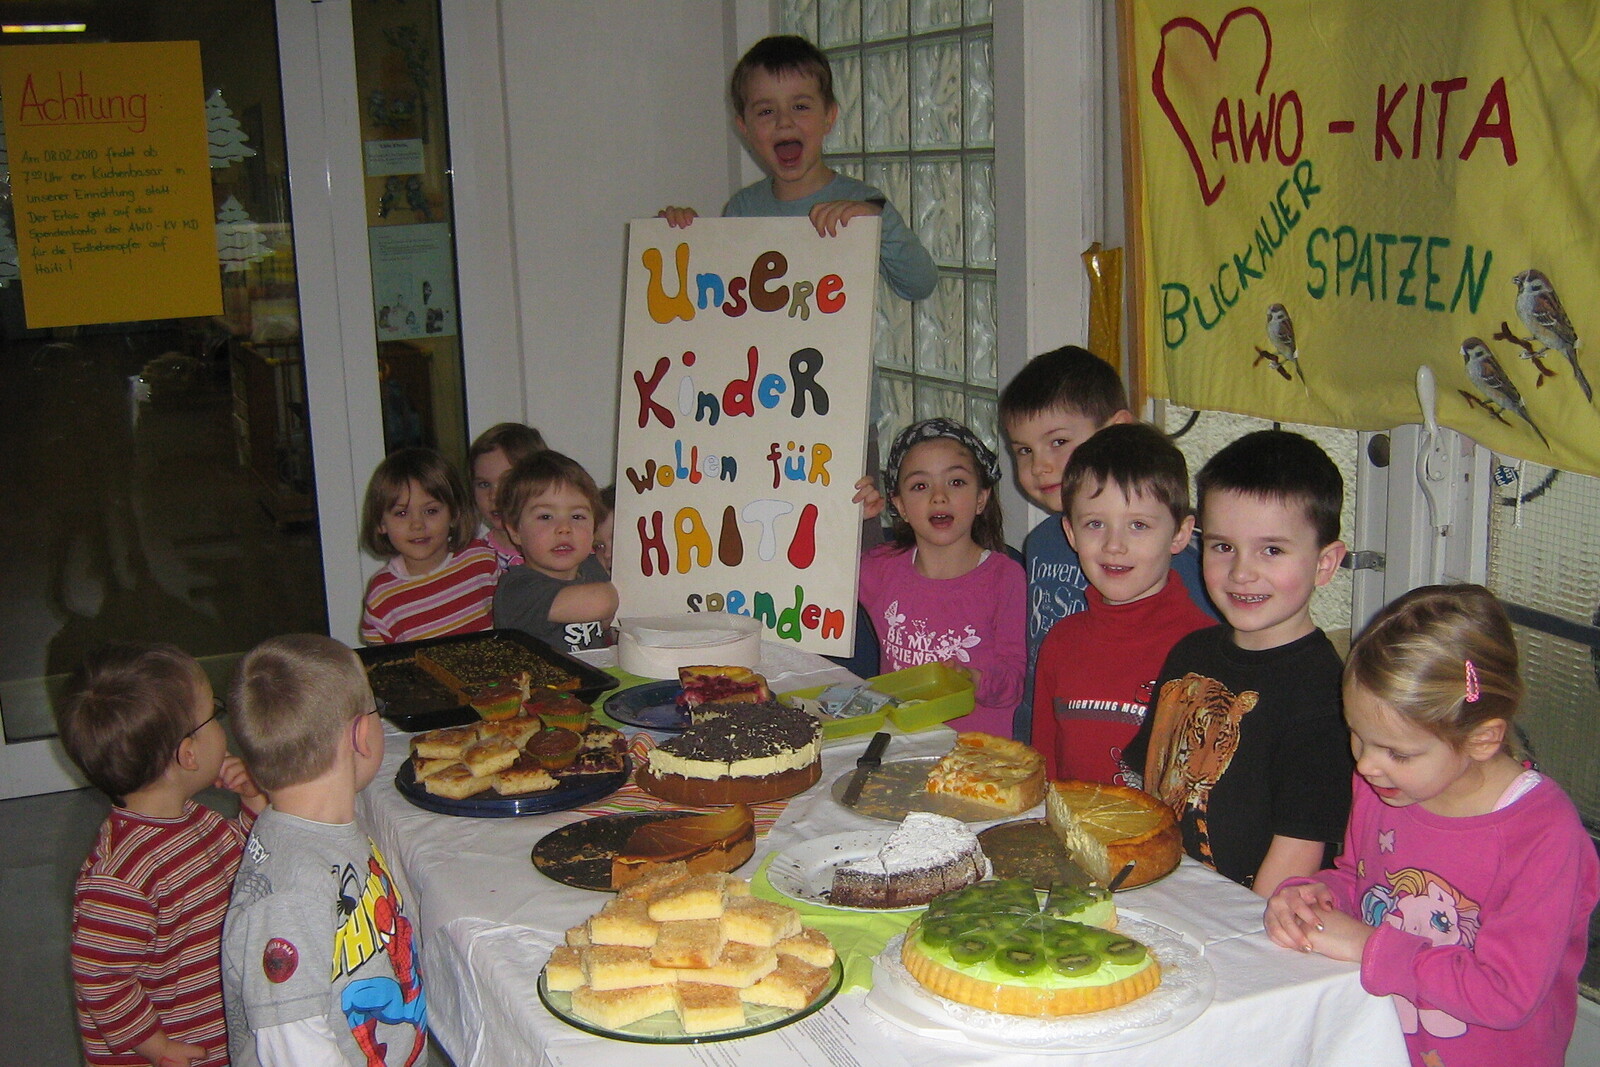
532, 811, 709, 891
604, 679, 690, 731
539, 957, 843, 1043
393, 755, 629, 818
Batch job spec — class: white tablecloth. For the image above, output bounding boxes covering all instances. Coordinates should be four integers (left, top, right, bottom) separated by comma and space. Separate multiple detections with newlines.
358, 646, 1406, 1066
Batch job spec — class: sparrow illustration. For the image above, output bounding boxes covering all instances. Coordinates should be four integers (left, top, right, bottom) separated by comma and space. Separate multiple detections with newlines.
1460, 337, 1548, 446
1253, 304, 1301, 382
1513, 269, 1590, 401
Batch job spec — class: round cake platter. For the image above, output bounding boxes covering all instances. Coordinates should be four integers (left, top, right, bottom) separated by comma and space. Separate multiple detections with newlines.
766, 830, 996, 912
531, 810, 738, 891
604, 679, 690, 732
539, 957, 844, 1044
393, 755, 629, 819
865, 915, 1214, 1053
831, 757, 1032, 823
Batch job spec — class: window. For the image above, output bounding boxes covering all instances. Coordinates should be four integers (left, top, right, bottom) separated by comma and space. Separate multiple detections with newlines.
779, 0, 999, 454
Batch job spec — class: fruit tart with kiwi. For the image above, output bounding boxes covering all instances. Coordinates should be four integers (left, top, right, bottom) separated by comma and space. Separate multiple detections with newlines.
899, 879, 1160, 1016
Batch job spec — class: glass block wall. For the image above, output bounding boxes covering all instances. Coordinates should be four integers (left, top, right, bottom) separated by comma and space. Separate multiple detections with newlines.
1485, 459, 1600, 995
778, 0, 999, 458
1158, 406, 1357, 647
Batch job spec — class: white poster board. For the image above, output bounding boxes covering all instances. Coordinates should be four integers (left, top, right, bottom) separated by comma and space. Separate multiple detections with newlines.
613, 217, 879, 656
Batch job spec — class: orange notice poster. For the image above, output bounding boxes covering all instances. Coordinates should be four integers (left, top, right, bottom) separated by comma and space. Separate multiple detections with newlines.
0, 41, 219, 327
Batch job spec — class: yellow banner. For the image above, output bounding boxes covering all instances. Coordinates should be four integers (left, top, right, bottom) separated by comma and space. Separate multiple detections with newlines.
1123, 1, 1600, 474
0, 42, 220, 327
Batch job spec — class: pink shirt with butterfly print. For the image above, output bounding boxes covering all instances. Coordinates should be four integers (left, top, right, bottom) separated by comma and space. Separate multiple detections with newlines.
859, 543, 1025, 736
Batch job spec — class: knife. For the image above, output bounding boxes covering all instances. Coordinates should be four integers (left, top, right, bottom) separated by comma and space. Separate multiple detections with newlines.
839, 731, 892, 808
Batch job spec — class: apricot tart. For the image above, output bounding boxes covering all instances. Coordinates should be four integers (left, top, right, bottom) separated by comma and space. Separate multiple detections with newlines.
925, 732, 1047, 815
1045, 780, 1181, 889
900, 879, 1159, 1016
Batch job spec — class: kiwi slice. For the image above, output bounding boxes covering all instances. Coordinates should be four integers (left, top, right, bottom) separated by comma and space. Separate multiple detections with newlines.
1043, 885, 1090, 917
1044, 923, 1088, 952
992, 939, 1047, 977
1049, 948, 1100, 977
948, 933, 997, 965
918, 916, 971, 948
1098, 936, 1147, 965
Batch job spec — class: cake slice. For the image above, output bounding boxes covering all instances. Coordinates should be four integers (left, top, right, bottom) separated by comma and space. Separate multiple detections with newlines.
720, 896, 801, 947
739, 954, 831, 1010
610, 805, 756, 889
411, 724, 480, 760
649, 919, 726, 969
678, 665, 770, 709
492, 754, 560, 796
586, 898, 659, 947
477, 714, 544, 749
568, 983, 676, 1028
616, 860, 691, 902
829, 811, 987, 908
421, 763, 494, 799
580, 945, 677, 990
925, 732, 1046, 814
691, 940, 777, 988
410, 754, 456, 780
775, 927, 835, 968
460, 734, 521, 777
1045, 780, 1181, 888
673, 981, 746, 1033
545, 945, 584, 992
645, 873, 732, 922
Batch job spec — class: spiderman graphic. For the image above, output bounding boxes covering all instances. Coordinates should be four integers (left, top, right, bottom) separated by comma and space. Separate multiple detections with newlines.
341, 856, 427, 1065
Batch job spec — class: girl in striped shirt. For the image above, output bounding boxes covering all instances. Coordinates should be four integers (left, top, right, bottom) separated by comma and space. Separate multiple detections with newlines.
359, 447, 498, 644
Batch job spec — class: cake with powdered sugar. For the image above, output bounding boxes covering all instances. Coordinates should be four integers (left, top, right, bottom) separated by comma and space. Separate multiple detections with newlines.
828, 812, 988, 909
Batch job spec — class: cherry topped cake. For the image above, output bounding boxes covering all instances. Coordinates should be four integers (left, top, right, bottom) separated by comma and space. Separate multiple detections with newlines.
899, 879, 1160, 1016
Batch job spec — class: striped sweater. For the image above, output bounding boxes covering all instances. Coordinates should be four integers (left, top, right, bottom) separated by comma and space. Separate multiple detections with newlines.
360, 539, 498, 644
71, 802, 251, 1066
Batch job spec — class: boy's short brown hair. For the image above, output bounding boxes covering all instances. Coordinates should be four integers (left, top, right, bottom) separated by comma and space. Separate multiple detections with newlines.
1061, 422, 1191, 527
729, 35, 835, 116
56, 643, 204, 802
496, 450, 603, 531
998, 345, 1129, 431
229, 634, 369, 792
1196, 429, 1343, 546
360, 447, 476, 558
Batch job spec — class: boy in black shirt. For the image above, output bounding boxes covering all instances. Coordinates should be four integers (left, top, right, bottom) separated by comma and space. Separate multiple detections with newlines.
1124, 430, 1354, 895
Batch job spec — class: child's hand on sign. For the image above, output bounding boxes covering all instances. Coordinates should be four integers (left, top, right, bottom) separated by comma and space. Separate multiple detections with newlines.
852, 476, 885, 521
657, 206, 699, 228
809, 199, 882, 238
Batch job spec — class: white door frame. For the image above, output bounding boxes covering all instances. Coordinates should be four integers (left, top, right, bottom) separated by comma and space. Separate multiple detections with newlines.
0, 0, 383, 799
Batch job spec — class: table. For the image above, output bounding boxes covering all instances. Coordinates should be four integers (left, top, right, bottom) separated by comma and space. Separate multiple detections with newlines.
359, 647, 1407, 1066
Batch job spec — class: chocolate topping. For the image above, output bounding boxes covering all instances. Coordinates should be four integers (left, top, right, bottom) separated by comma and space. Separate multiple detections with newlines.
659, 701, 820, 761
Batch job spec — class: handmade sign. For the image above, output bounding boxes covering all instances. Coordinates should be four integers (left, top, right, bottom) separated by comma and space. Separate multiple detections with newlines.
613, 217, 878, 655
0, 41, 219, 327
1123, 1, 1600, 475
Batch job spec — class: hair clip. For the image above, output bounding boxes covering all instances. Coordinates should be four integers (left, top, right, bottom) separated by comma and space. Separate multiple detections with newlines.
1464, 659, 1481, 704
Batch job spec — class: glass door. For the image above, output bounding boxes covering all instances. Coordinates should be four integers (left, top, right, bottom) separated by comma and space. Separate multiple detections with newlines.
0, 2, 331, 797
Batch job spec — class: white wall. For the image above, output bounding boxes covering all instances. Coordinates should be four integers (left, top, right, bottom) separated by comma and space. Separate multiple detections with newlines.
491, 2, 736, 484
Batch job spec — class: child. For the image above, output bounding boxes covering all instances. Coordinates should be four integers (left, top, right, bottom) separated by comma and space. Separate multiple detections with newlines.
467, 421, 546, 572
1032, 423, 1214, 783
359, 446, 499, 644
1000, 345, 1213, 741
222, 634, 428, 1066
58, 642, 265, 1067
858, 418, 1024, 735
1266, 585, 1599, 1067
658, 34, 936, 302
593, 483, 616, 575
493, 450, 617, 652
1123, 429, 1354, 894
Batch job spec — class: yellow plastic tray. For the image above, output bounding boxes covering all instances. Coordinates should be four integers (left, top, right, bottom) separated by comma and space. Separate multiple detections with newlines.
781, 662, 974, 738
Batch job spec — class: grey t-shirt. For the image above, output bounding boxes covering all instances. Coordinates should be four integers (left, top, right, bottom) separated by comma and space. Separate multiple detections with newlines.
493, 554, 610, 652
222, 809, 429, 1067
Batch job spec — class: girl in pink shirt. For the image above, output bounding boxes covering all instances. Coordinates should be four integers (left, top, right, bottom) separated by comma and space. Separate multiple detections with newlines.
858, 419, 1025, 735
1266, 584, 1598, 1067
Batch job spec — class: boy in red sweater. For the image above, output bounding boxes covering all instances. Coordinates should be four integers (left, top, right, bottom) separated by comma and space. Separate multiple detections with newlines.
1032, 423, 1212, 783
59, 643, 265, 1067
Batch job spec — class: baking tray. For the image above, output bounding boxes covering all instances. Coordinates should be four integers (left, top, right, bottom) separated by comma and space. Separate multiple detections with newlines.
358, 629, 619, 732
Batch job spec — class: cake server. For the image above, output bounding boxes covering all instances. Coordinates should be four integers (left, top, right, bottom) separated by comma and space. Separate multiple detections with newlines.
839, 731, 892, 808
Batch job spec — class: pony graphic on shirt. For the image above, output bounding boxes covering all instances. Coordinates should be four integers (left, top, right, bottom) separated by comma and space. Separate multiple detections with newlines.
879, 600, 982, 666
1361, 866, 1481, 1040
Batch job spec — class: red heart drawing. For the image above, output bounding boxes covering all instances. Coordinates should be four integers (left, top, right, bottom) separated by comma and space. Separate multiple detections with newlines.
1151, 6, 1274, 206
